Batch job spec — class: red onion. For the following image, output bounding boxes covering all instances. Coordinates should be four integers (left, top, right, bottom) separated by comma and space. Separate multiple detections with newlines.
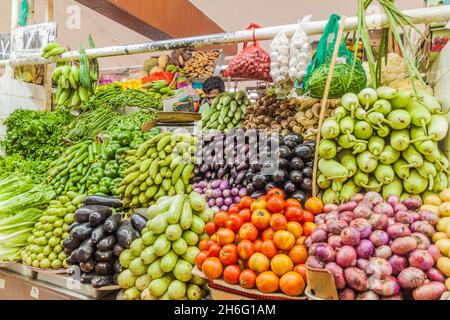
338, 201, 358, 213
410, 221, 434, 238
222, 189, 231, 198
408, 249, 434, 271
208, 198, 216, 207
304, 236, 313, 249
368, 275, 400, 296
325, 211, 339, 222
387, 218, 395, 226
367, 257, 392, 279
395, 210, 415, 224
373, 202, 394, 217
375, 245, 392, 259
325, 262, 346, 289
344, 267, 368, 291
339, 288, 356, 300
219, 180, 229, 190
340, 227, 361, 246
323, 203, 338, 213
220, 205, 229, 212
314, 243, 336, 263
350, 193, 364, 203
230, 187, 239, 196
205, 189, 214, 198
224, 197, 233, 206
386, 223, 411, 239
213, 190, 223, 199
389, 255, 408, 276
411, 232, 430, 250
426, 268, 446, 283
369, 213, 389, 230
369, 230, 389, 247
211, 206, 220, 213
233, 196, 241, 203
391, 236, 417, 255
412, 282, 447, 300
419, 210, 439, 225
356, 290, 380, 300
211, 180, 221, 188
338, 211, 354, 224
311, 228, 328, 243
398, 267, 426, 288
387, 195, 401, 207
327, 235, 343, 249
363, 192, 384, 206
393, 203, 408, 213
326, 219, 348, 235
336, 245, 357, 268
238, 188, 247, 197
353, 204, 372, 219
308, 243, 320, 255
356, 239, 374, 259
356, 258, 370, 272
382, 294, 403, 300
402, 197, 422, 210
306, 255, 325, 269
427, 244, 442, 262
349, 218, 372, 239
193, 187, 203, 193
359, 199, 374, 210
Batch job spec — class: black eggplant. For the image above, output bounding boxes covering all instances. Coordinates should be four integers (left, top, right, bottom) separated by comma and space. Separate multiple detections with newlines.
283, 181, 296, 194
284, 139, 297, 150
217, 166, 230, 179
80, 273, 95, 284
116, 220, 137, 248
273, 170, 288, 184
104, 214, 122, 234
91, 275, 113, 288
70, 223, 94, 242
290, 157, 304, 170
236, 163, 249, 171
250, 191, 265, 199
83, 195, 122, 208
76, 239, 95, 263
97, 234, 117, 251
284, 133, 304, 145
292, 190, 307, 204
113, 260, 122, 273
302, 166, 313, 178
278, 158, 290, 170
95, 262, 112, 275
67, 249, 79, 265
95, 250, 114, 263
290, 170, 303, 185
113, 243, 125, 257
75, 205, 112, 217
89, 210, 112, 227
235, 171, 247, 185
246, 183, 255, 195
279, 146, 293, 160
80, 259, 96, 273
130, 214, 147, 233
230, 167, 238, 178
252, 174, 267, 189
67, 222, 79, 233
294, 145, 313, 159
74, 208, 91, 223
265, 182, 278, 192
228, 176, 235, 186
301, 178, 313, 191
91, 225, 106, 244
62, 236, 80, 252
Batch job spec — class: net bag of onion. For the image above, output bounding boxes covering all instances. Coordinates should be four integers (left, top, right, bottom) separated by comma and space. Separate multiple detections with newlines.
303, 14, 367, 99
223, 23, 272, 82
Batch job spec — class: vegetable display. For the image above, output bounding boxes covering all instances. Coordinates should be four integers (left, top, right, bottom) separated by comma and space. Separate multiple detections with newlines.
307, 191, 445, 300
317, 86, 449, 204
182, 50, 220, 79
64, 196, 145, 288
117, 193, 209, 300
118, 132, 196, 208
201, 91, 249, 132
21, 192, 85, 269
197, 190, 318, 296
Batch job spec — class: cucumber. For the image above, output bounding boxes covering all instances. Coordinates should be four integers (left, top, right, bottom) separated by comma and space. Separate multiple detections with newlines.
179, 199, 193, 230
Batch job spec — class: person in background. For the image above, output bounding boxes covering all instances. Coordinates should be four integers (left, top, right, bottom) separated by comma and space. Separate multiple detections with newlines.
199, 76, 225, 113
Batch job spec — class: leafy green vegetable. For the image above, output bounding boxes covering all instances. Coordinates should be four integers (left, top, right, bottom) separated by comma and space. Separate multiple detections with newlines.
0, 155, 52, 183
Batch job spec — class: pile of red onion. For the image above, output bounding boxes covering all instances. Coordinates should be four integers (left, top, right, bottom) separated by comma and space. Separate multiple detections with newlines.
306, 192, 447, 300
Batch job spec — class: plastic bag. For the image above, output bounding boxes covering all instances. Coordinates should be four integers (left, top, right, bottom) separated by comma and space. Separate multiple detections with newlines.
289, 20, 312, 83
269, 29, 290, 84
224, 23, 271, 81
303, 14, 367, 98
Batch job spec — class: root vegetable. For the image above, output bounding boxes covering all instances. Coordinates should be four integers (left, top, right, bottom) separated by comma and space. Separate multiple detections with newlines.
412, 282, 446, 300
389, 255, 408, 275
341, 227, 361, 246
426, 268, 446, 283
349, 218, 372, 239
375, 245, 392, 259
356, 239, 374, 259
336, 245, 357, 268
369, 214, 388, 230
325, 262, 346, 289
368, 276, 400, 297
386, 223, 411, 239
369, 230, 390, 247
391, 236, 417, 255
411, 232, 430, 250
408, 249, 434, 271
344, 267, 368, 292
339, 288, 356, 300
398, 267, 426, 288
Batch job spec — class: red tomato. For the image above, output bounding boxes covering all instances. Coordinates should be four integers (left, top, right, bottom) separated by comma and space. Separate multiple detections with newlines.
253, 239, 263, 253
228, 204, 241, 215
250, 199, 267, 212
214, 211, 228, 228
205, 222, 218, 236
226, 213, 244, 233
223, 265, 241, 284
216, 228, 235, 246
260, 240, 278, 259
238, 208, 252, 223
251, 209, 271, 229
199, 240, 209, 251
237, 240, 255, 260
238, 223, 258, 241
258, 195, 269, 202
285, 198, 301, 207
219, 244, 239, 266
239, 269, 257, 289
266, 195, 285, 214
294, 264, 308, 281
240, 196, 254, 209
302, 210, 314, 223
202, 257, 223, 279
302, 222, 316, 237
195, 251, 210, 269
205, 240, 216, 250
267, 188, 285, 199
269, 213, 287, 231
261, 228, 275, 241
208, 244, 222, 257
285, 206, 304, 222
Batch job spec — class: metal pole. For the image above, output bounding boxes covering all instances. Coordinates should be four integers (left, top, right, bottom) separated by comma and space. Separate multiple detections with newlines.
2, 5, 450, 67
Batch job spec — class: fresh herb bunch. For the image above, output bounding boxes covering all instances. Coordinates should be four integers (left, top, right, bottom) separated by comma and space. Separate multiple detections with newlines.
0, 155, 52, 183
105, 110, 158, 134
84, 83, 124, 111
109, 89, 163, 110
1, 108, 73, 160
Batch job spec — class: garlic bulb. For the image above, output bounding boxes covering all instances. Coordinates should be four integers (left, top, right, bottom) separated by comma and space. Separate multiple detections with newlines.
269, 29, 290, 84
289, 23, 311, 82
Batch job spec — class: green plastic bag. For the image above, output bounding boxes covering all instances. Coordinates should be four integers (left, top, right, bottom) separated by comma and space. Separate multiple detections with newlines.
303, 14, 367, 98
18, 0, 29, 26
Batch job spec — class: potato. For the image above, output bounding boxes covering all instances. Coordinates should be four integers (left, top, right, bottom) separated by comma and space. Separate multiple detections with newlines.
439, 189, 450, 202
436, 217, 450, 232
437, 257, 450, 277
424, 194, 442, 206
420, 204, 440, 216
432, 232, 448, 243
436, 239, 450, 256
446, 277, 450, 291
439, 202, 450, 217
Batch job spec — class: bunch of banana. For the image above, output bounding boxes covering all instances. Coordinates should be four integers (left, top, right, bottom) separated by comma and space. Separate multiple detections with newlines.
41, 43, 65, 59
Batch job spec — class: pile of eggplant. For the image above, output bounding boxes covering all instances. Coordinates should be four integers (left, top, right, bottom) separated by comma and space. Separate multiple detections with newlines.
247, 133, 315, 202
63, 196, 147, 288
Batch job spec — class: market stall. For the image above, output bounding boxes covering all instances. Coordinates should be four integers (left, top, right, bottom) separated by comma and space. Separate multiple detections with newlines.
0, 0, 450, 301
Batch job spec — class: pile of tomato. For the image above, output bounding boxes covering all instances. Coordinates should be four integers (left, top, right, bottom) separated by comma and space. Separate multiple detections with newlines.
195, 188, 323, 297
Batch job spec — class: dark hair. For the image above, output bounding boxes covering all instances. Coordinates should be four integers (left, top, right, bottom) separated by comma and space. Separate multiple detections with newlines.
203, 76, 225, 94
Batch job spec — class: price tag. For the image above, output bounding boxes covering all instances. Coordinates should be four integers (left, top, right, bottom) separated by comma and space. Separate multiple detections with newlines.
0, 278, 5, 289
30, 286, 39, 299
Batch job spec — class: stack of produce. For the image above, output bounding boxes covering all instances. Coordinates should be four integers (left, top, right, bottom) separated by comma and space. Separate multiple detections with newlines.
201, 91, 249, 132
197, 190, 323, 296
423, 190, 450, 291
183, 50, 220, 79
0, 155, 52, 184
117, 193, 210, 300
142, 79, 176, 99
118, 132, 196, 208
243, 89, 339, 138
247, 133, 315, 203
317, 86, 449, 204
64, 196, 146, 288
307, 192, 447, 300
21, 192, 85, 269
